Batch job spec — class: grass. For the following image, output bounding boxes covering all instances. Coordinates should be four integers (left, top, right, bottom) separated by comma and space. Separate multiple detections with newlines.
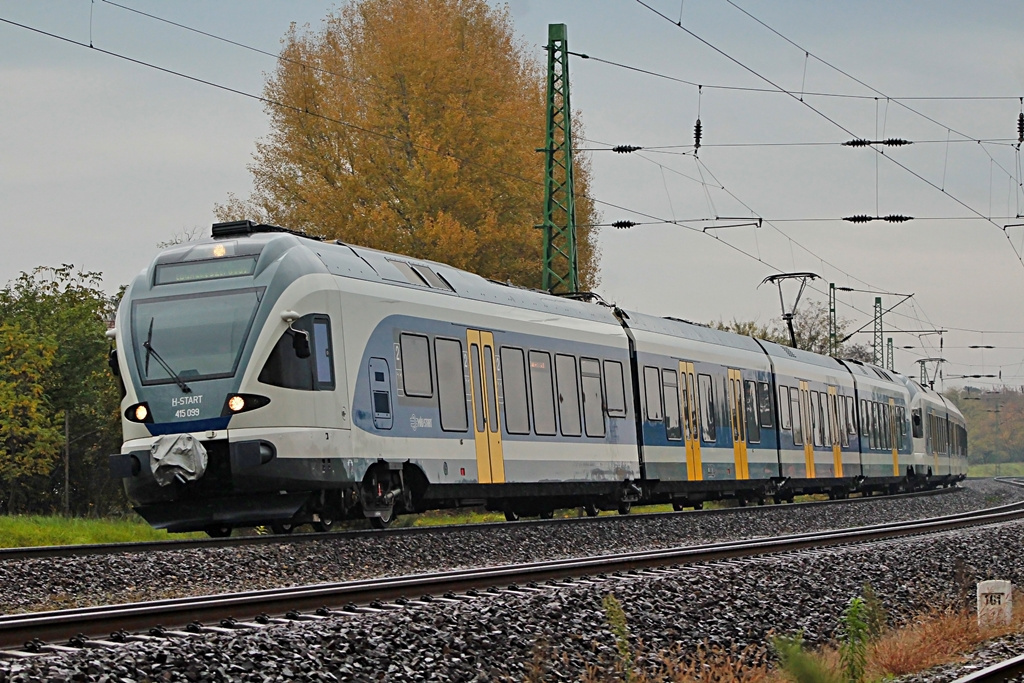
968, 461, 1024, 477
0, 514, 204, 548
767, 606, 1023, 682
579, 588, 1024, 683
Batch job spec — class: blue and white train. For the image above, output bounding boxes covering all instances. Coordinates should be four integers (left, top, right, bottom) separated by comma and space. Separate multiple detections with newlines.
108, 221, 967, 535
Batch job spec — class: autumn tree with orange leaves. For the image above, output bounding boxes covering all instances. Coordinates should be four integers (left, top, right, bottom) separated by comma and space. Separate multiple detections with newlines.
217, 0, 600, 290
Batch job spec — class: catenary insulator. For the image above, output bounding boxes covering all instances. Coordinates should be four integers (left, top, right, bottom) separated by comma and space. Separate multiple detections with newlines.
612, 145, 641, 154
843, 215, 873, 223
842, 139, 871, 147
693, 119, 702, 152
611, 220, 637, 229
883, 214, 913, 223
1017, 113, 1023, 143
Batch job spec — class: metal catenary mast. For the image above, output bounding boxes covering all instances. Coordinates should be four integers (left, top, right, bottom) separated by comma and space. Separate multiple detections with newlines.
539, 23, 578, 294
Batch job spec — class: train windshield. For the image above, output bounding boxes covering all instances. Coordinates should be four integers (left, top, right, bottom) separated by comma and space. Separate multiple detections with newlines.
131, 288, 263, 385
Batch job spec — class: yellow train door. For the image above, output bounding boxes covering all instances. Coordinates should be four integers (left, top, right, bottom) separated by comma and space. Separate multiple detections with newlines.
679, 361, 702, 481
828, 386, 843, 477
799, 381, 815, 478
727, 369, 750, 479
466, 329, 505, 484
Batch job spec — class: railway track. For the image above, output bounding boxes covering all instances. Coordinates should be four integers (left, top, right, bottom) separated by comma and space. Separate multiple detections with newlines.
0, 485, 958, 562
952, 654, 1024, 683
3, 491, 1022, 656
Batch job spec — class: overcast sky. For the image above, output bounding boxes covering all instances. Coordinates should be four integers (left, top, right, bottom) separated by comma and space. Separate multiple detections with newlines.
3, 0, 1024, 390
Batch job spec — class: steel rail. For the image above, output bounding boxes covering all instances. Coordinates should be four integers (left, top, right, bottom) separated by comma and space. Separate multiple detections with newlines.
2, 496, 1023, 651
0, 486, 959, 561
951, 653, 1024, 683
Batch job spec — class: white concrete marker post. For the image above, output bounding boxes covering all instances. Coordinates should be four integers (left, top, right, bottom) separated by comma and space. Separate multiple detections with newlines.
977, 580, 1012, 628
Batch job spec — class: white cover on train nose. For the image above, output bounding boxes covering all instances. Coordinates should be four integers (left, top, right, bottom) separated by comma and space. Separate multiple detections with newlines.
151, 434, 208, 486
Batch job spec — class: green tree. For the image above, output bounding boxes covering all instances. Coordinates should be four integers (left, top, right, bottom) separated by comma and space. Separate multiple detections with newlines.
0, 266, 125, 516
713, 300, 873, 361
216, 0, 601, 290
0, 325, 62, 513
947, 387, 1024, 466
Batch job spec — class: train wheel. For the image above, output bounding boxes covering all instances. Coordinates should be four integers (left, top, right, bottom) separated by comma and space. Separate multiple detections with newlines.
583, 503, 600, 517
312, 517, 335, 533
671, 502, 686, 512
539, 509, 555, 519
617, 502, 631, 515
270, 523, 295, 535
205, 526, 232, 538
504, 510, 520, 522
369, 507, 394, 529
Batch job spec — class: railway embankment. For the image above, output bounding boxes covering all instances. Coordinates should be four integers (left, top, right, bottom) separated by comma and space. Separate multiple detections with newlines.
0, 479, 1021, 681
0, 480, 1018, 616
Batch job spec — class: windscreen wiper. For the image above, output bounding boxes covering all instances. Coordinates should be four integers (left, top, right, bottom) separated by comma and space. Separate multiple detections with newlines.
143, 319, 192, 393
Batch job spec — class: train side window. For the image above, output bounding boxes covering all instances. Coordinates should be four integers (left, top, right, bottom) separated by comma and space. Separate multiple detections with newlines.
896, 406, 906, 448
643, 366, 664, 422
838, 396, 849, 447
469, 344, 485, 433
529, 351, 557, 436
778, 386, 792, 430
258, 315, 316, 391
883, 405, 892, 450
555, 354, 582, 437
861, 399, 870, 437
484, 347, 499, 434
399, 333, 433, 398
662, 369, 682, 441
500, 347, 530, 435
757, 382, 773, 428
744, 380, 760, 443
312, 317, 334, 390
819, 392, 829, 446
435, 338, 468, 432
603, 360, 627, 417
825, 394, 836, 446
790, 388, 803, 445
846, 396, 857, 436
870, 402, 880, 450
581, 358, 606, 438
698, 373, 717, 443
912, 408, 923, 438
807, 392, 818, 446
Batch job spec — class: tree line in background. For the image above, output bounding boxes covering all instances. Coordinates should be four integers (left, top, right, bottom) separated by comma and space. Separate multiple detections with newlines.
947, 387, 1024, 465
0, 266, 126, 516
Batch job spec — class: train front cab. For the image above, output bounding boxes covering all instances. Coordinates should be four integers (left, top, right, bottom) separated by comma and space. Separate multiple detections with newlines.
110, 229, 364, 534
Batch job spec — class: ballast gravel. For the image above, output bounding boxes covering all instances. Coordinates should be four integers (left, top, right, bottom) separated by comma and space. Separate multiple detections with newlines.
0, 480, 1019, 616
2, 482, 1024, 681
0, 479, 1019, 679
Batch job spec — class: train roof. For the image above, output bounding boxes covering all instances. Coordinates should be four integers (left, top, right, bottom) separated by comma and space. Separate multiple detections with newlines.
180, 223, 623, 326
756, 337, 847, 371
184, 223, 896, 368
619, 309, 767, 353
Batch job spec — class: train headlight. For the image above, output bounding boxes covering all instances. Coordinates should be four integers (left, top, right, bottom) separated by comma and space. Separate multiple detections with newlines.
222, 394, 271, 417
125, 402, 153, 423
